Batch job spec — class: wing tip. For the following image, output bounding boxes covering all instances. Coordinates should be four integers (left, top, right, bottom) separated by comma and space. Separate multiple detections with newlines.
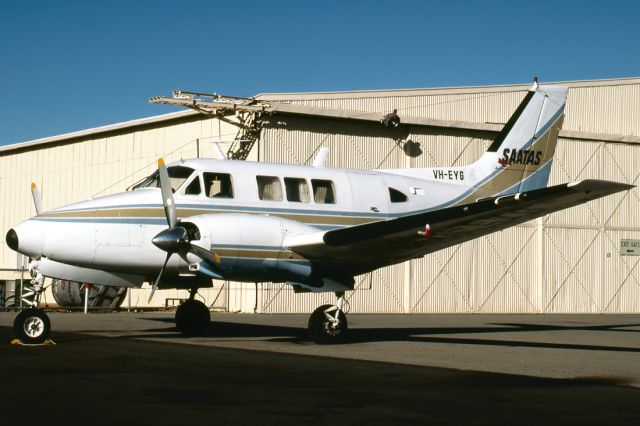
568, 179, 635, 193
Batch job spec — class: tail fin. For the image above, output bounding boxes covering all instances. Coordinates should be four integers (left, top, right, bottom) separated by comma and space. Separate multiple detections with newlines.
462, 83, 568, 196
386, 82, 568, 202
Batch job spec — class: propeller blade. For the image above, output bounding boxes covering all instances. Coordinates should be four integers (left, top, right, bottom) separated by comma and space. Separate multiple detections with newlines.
189, 243, 221, 265
148, 252, 172, 303
31, 182, 43, 214
157, 158, 177, 228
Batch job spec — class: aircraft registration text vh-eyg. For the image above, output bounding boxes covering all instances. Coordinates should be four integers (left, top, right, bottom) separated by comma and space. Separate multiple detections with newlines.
5, 81, 634, 344
432, 170, 465, 181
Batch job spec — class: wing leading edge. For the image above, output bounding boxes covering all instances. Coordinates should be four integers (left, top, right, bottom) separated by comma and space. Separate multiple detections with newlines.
286, 180, 633, 266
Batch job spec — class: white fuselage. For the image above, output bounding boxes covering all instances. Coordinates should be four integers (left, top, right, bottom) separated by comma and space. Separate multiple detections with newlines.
10, 158, 472, 285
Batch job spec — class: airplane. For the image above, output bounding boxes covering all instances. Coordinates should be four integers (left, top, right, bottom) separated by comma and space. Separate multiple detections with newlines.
5, 81, 633, 344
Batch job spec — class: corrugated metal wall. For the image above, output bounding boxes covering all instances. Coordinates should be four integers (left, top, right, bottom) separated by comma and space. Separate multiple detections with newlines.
1, 79, 638, 313
258, 80, 640, 313
0, 116, 244, 307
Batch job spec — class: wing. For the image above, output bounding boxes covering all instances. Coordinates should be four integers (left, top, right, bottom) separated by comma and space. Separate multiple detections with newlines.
285, 180, 633, 266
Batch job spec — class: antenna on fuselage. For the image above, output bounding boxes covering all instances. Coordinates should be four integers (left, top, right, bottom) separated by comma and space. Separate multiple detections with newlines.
312, 147, 330, 167
212, 142, 228, 160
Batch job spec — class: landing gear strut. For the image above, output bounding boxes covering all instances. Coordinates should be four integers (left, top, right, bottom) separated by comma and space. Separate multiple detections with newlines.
308, 292, 348, 344
175, 288, 210, 335
12, 260, 51, 344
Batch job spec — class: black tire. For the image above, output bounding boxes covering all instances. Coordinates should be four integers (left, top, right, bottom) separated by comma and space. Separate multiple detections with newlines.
13, 309, 51, 344
175, 299, 211, 335
308, 304, 348, 344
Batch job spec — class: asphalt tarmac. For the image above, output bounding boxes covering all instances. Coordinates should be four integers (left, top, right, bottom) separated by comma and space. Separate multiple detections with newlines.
1, 312, 639, 425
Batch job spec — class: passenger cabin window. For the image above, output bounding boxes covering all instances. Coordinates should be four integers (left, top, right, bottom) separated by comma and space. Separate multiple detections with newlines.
284, 178, 310, 203
389, 188, 408, 203
204, 173, 233, 198
311, 179, 336, 204
184, 176, 202, 195
136, 166, 195, 193
257, 176, 283, 201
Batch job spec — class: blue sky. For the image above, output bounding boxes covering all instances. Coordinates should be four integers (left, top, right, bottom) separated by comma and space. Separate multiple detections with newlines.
1, 0, 639, 146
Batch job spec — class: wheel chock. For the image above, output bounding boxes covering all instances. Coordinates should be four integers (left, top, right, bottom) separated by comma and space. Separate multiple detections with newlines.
10, 338, 56, 346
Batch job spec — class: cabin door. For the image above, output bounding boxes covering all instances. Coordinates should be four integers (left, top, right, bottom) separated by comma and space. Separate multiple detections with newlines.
347, 173, 389, 214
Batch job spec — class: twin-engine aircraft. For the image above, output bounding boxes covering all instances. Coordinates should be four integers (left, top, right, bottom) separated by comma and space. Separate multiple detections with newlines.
6, 82, 633, 343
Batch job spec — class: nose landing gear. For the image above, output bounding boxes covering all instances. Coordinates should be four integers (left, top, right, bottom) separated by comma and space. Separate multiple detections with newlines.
308, 292, 348, 344
12, 260, 51, 344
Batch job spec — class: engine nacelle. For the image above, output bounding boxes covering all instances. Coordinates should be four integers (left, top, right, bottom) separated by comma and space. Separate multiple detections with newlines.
182, 213, 321, 282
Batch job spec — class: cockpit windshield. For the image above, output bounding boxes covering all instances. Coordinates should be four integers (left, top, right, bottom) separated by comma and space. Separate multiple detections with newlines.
131, 166, 195, 193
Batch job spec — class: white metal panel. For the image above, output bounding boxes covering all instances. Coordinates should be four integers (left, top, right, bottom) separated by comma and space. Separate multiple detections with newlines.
564, 83, 640, 136
543, 227, 603, 313
600, 143, 640, 228
410, 225, 539, 313
410, 244, 475, 313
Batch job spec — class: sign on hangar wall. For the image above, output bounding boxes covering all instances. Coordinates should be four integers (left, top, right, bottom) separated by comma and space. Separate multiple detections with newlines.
620, 239, 640, 256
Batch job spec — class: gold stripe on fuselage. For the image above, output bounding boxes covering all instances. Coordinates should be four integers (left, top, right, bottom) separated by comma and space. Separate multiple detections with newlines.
37, 207, 380, 227
214, 248, 306, 260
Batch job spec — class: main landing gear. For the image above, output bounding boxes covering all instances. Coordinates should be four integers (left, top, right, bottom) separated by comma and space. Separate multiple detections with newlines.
12, 260, 51, 344
308, 292, 348, 344
175, 288, 210, 335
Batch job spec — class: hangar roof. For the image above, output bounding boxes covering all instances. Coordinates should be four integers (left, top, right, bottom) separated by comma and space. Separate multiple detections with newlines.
2, 77, 639, 155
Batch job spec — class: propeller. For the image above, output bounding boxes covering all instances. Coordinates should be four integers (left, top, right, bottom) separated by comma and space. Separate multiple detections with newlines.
147, 158, 220, 303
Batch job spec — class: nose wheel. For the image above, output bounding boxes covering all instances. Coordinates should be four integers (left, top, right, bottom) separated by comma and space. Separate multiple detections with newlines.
13, 308, 51, 344
308, 292, 348, 344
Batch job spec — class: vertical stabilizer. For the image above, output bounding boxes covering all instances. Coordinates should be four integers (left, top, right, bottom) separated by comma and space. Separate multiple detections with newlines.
464, 83, 568, 197
386, 82, 569, 203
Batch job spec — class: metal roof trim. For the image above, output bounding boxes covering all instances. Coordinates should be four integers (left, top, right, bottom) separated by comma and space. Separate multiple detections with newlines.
257, 77, 640, 101
0, 109, 199, 154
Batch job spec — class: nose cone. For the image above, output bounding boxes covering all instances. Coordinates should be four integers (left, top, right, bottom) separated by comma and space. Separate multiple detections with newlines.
6, 229, 19, 251
7, 221, 45, 258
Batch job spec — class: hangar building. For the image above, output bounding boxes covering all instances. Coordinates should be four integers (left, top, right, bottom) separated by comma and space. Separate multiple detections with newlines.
1, 78, 638, 313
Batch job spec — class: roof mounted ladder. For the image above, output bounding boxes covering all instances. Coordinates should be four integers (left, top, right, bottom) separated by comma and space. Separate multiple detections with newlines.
150, 91, 268, 161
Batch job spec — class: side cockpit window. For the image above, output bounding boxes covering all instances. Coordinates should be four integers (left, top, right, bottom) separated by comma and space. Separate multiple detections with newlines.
311, 179, 336, 204
204, 173, 234, 198
389, 187, 408, 203
184, 176, 202, 195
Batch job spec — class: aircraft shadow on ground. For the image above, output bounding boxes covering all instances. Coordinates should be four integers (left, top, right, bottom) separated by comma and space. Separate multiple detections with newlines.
128, 317, 640, 353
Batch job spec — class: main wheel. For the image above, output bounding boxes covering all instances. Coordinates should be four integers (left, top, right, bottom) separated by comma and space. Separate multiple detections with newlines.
13, 309, 51, 344
308, 304, 348, 344
175, 299, 211, 335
